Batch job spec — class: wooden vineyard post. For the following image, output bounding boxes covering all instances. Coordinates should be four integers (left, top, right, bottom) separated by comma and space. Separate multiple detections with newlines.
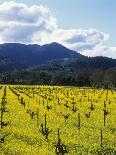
100, 129, 103, 147
0, 104, 3, 128
80, 96, 82, 107
39, 114, 52, 140
45, 114, 47, 133
104, 110, 106, 127
43, 98, 44, 105
72, 102, 78, 113
39, 98, 40, 105
58, 97, 60, 105
55, 128, 69, 155
78, 113, 80, 131
90, 102, 95, 111
37, 108, 39, 126
104, 102, 106, 126
0, 86, 9, 129
103, 101, 110, 127
4, 86, 6, 95
1, 87, 4, 128
20, 97, 25, 108
58, 128, 60, 142
46, 100, 52, 111
33, 93, 34, 99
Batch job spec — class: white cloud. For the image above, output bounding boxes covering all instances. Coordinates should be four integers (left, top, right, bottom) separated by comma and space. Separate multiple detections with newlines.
0, 1, 57, 44
0, 1, 49, 23
0, 1, 115, 58
82, 45, 116, 58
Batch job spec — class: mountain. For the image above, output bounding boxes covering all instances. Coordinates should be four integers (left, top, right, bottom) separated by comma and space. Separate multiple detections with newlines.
0, 42, 116, 73
0, 42, 84, 72
61, 56, 116, 71
0, 42, 116, 87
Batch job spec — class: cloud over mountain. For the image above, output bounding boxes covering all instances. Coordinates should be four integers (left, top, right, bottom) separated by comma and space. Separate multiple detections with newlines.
0, 1, 57, 43
0, 1, 116, 58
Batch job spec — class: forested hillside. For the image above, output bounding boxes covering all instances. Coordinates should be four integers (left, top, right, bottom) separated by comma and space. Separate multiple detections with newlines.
0, 43, 116, 88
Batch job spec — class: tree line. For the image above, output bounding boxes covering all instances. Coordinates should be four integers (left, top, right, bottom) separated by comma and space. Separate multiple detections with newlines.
0, 67, 115, 88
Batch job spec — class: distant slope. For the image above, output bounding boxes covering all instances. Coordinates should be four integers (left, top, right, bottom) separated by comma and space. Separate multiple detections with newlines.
0, 42, 116, 86
29, 56, 116, 73
0, 42, 84, 70
0, 42, 116, 75
62, 56, 116, 71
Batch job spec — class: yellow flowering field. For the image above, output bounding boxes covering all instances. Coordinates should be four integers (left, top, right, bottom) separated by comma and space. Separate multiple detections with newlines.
0, 85, 115, 155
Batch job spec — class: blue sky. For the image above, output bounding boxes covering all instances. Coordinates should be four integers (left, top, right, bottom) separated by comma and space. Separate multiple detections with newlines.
0, 0, 115, 45
0, 0, 115, 58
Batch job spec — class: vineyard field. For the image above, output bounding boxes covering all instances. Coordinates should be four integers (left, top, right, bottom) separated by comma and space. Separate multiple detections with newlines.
0, 85, 115, 155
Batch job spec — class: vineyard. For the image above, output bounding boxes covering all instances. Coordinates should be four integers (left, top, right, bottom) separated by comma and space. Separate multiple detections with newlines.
0, 85, 115, 155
